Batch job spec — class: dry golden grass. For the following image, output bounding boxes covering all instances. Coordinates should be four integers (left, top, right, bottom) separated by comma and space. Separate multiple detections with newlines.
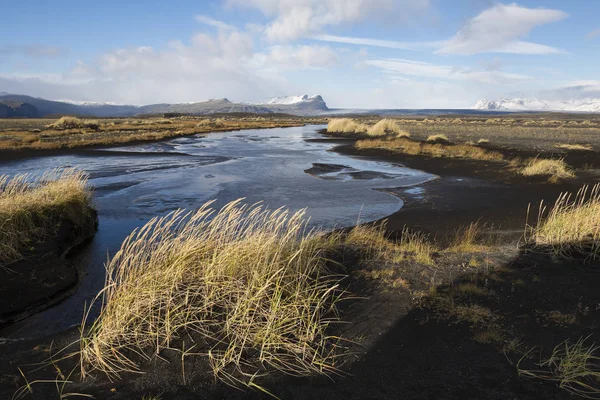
0, 118, 307, 151
47, 116, 100, 130
367, 119, 410, 137
457, 283, 489, 296
345, 223, 436, 265
426, 134, 450, 144
80, 199, 348, 388
0, 169, 94, 266
555, 143, 593, 151
327, 118, 367, 134
520, 158, 575, 180
526, 184, 600, 260
518, 336, 600, 398
449, 222, 488, 253
355, 138, 504, 162
473, 326, 505, 344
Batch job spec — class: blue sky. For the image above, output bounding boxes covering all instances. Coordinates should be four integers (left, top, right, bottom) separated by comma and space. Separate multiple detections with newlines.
1, 0, 599, 108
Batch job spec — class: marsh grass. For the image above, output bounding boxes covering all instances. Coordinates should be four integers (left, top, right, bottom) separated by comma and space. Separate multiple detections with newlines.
367, 119, 410, 137
355, 138, 504, 161
0, 169, 93, 266
327, 118, 410, 137
426, 134, 450, 144
518, 336, 600, 398
520, 158, 575, 180
345, 223, 436, 265
449, 222, 489, 253
0, 118, 307, 151
79, 199, 349, 388
327, 118, 367, 134
555, 143, 593, 151
47, 116, 100, 131
525, 184, 600, 260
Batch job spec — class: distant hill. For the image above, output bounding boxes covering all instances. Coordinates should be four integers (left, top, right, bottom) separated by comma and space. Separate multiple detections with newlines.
474, 97, 600, 112
0, 93, 331, 117
0, 100, 39, 118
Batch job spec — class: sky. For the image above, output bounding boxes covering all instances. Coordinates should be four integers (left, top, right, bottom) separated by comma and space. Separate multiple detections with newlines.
1, 0, 599, 108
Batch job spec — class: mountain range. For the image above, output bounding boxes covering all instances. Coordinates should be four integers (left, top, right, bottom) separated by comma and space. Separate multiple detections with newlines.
0, 93, 330, 118
473, 97, 600, 112
2, 92, 600, 118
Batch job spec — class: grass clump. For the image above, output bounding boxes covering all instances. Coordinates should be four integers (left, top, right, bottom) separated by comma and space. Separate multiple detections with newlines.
0, 169, 94, 267
367, 119, 410, 137
426, 134, 450, 144
518, 336, 600, 398
345, 223, 436, 265
449, 222, 487, 253
520, 158, 574, 180
355, 138, 504, 161
47, 116, 100, 131
327, 118, 367, 134
526, 184, 600, 260
80, 199, 347, 387
555, 143, 593, 151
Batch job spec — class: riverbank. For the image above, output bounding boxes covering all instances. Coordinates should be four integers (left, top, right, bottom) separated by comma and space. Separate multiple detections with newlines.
0, 170, 97, 327
0, 115, 323, 154
2, 119, 600, 399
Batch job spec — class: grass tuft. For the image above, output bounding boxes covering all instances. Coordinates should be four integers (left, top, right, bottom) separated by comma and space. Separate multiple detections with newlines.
0, 169, 94, 267
520, 158, 574, 180
555, 143, 592, 151
366, 119, 410, 137
327, 118, 367, 134
426, 134, 450, 144
345, 223, 436, 265
449, 222, 487, 253
79, 199, 347, 387
47, 116, 100, 131
355, 138, 504, 162
526, 184, 600, 260
518, 336, 600, 398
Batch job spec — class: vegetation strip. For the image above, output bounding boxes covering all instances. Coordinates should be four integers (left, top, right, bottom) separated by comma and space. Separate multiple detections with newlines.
0, 168, 94, 267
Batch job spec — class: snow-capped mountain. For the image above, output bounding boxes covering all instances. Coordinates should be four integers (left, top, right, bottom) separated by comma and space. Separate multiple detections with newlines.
0, 93, 330, 117
474, 97, 600, 112
57, 99, 136, 107
264, 94, 321, 105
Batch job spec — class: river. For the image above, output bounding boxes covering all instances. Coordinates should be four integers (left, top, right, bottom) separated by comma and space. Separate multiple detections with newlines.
0, 124, 435, 339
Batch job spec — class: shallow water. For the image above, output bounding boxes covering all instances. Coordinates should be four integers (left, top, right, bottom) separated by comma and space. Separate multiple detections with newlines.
0, 125, 435, 339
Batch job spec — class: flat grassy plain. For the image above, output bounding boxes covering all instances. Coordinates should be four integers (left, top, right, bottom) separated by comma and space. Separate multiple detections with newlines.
0, 115, 325, 151
332, 113, 600, 153
328, 115, 600, 182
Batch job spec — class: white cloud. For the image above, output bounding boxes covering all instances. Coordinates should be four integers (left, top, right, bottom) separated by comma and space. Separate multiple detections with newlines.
325, 79, 478, 109
493, 41, 564, 55
437, 3, 567, 55
0, 27, 341, 104
364, 58, 531, 84
543, 80, 600, 100
251, 45, 338, 70
587, 29, 600, 39
195, 15, 236, 30
226, 0, 430, 42
313, 34, 439, 50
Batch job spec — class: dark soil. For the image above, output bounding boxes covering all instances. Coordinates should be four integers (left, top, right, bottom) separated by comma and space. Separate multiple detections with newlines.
2, 131, 600, 399
0, 210, 98, 328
